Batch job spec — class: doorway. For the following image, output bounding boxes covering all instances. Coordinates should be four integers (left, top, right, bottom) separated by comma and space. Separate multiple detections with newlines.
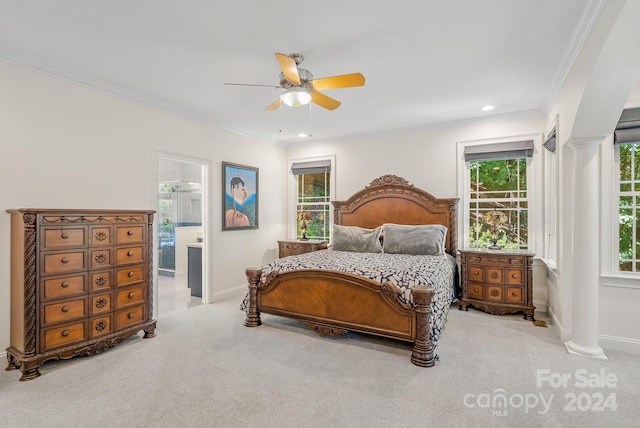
155, 154, 209, 316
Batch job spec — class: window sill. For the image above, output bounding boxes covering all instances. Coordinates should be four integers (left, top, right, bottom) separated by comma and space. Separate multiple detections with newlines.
537, 257, 558, 276
600, 274, 640, 289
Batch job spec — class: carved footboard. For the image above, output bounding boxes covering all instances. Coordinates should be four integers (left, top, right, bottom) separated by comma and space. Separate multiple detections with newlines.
244, 268, 436, 367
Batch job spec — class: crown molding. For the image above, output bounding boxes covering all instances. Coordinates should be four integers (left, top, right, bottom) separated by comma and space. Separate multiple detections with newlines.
542, 0, 609, 112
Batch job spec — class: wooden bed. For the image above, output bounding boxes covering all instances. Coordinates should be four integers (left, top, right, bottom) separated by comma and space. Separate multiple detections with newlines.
244, 175, 458, 367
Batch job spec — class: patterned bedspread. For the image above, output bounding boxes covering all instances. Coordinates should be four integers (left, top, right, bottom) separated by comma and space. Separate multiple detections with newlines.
241, 249, 458, 353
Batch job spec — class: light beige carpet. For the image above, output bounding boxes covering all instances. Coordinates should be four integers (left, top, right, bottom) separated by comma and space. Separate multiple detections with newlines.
1, 298, 638, 428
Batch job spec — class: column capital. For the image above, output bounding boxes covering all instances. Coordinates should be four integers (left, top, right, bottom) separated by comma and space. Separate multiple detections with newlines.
567, 136, 607, 150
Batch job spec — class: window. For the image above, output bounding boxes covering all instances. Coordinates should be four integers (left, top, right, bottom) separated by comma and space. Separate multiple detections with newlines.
614, 107, 640, 272
543, 120, 557, 267
462, 140, 534, 250
617, 143, 640, 272
291, 159, 332, 241
469, 159, 529, 249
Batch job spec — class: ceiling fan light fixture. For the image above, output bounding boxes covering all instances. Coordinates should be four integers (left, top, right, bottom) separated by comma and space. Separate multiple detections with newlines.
281, 87, 312, 107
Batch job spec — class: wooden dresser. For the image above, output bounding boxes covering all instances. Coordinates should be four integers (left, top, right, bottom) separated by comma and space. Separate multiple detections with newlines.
5, 209, 157, 381
458, 248, 535, 321
278, 240, 328, 258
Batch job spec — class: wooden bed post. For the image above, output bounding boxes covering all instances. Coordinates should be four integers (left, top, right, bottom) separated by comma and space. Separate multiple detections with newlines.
411, 285, 436, 367
244, 268, 262, 327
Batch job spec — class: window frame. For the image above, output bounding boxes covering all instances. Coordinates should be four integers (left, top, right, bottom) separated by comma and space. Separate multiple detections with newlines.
601, 101, 640, 286
543, 117, 558, 270
457, 134, 542, 252
287, 155, 336, 241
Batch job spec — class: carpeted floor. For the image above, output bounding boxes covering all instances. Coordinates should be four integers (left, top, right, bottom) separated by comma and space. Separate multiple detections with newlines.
1, 296, 638, 428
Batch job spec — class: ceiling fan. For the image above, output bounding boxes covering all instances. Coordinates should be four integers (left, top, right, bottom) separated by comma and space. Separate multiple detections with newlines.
224, 53, 365, 111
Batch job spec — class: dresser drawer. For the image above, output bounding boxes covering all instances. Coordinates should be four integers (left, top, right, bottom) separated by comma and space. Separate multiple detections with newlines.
90, 314, 113, 338
91, 270, 113, 291
90, 292, 112, 315
90, 225, 112, 246
115, 265, 144, 287
115, 304, 145, 329
42, 321, 87, 351
41, 274, 87, 300
115, 225, 144, 244
468, 282, 484, 299
41, 251, 86, 275
90, 248, 112, 269
116, 245, 144, 265
42, 297, 87, 326
42, 227, 86, 250
115, 284, 145, 309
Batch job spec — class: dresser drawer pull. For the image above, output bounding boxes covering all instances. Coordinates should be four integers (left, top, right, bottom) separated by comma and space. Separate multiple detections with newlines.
61, 257, 70, 263
128, 272, 135, 277
61, 330, 69, 337
127, 231, 134, 236
127, 251, 134, 257
490, 289, 500, 297
473, 271, 479, 276
61, 306, 70, 313
474, 288, 479, 293
128, 313, 135, 319
512, 292, 518, 297
512, 274, 518, 278
61, 233, 69, 239
61, 281, 70, 288
491, 272, 498, 279
128, 292, 135, 298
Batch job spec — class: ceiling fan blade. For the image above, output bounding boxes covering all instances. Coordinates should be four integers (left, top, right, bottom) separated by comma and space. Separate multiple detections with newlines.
312, 73, 365, 91
275, 53, 301, 84
311, 91, 341, 111
265, 98, 282, 111
224, 83, 280, 88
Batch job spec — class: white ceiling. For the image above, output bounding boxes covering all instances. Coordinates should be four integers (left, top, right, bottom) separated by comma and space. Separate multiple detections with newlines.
0, 1, 602, 144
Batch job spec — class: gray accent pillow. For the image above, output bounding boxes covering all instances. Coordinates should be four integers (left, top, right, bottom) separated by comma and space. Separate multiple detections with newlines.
382, 223, 447, 256
331, 224, 383, 253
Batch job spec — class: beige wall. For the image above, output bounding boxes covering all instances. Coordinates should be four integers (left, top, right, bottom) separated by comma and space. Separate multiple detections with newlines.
0, 61, 287, 352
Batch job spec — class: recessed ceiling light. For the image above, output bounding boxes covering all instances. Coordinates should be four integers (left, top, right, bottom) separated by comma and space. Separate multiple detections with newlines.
481, 105, 495, 111
297, 133, 308, 138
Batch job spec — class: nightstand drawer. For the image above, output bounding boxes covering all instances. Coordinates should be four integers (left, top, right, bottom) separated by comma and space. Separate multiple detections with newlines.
486, 268, 503, 284
486, 286, 503, 302
506, 269, 523, 285
506, 287, 524, 303
468, 266, 484, 281
468, 282, 484, 299
278, 240, 327, 258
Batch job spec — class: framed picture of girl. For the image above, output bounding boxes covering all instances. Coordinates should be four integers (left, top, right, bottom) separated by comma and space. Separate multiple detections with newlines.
222, 161, 259, 230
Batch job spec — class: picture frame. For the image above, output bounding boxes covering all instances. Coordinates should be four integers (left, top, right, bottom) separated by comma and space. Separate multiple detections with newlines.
222, 161, 259, 230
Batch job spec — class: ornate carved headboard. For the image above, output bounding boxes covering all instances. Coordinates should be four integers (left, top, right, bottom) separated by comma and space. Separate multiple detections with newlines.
332, 175, 459, 256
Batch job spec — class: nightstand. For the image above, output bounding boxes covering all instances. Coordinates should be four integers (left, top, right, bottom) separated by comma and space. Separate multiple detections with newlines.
278, 240, 328, 258
458, 248, 535, 320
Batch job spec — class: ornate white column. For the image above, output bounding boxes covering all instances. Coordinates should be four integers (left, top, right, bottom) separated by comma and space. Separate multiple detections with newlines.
565, 137, 607, 359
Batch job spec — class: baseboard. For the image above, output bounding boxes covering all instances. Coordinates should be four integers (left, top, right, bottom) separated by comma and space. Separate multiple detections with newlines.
0, 350, 5, 360
547, 304, 571, 342
546, 305, 640, 355
599, 334, 640, 355
210, 283, 246, 303
533, 299, 548, 313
